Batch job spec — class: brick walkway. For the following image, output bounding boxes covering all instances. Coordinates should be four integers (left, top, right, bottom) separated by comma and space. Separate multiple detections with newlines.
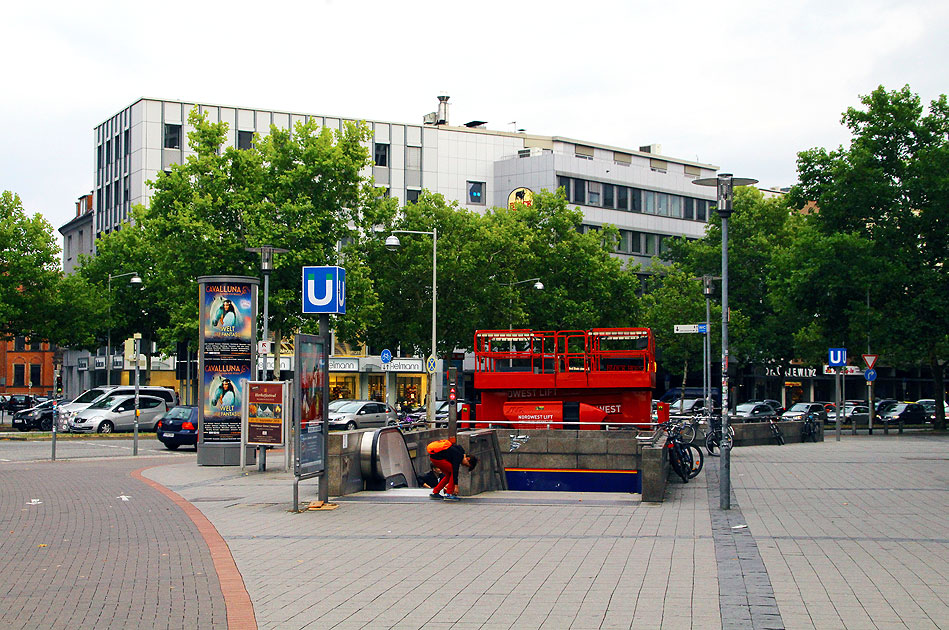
3, 433, 946, 629
0, 457, 227, 630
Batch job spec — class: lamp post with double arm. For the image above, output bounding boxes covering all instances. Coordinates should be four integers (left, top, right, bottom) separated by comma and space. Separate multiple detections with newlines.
107, 272, 142, 387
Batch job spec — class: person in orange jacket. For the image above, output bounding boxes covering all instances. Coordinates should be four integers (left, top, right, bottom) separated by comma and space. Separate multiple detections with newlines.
427, 438, 478, 501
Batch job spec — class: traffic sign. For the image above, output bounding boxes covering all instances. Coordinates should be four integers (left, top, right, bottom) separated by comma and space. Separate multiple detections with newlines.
698, 324, 708, 333
449, 386, 457, 402
426, 356, 436, 374
381, 349, 392, 364
828, 347, 847, 367
302, 266, 346, 314
674, 324, 700, 333
862, 354, 878, 369
865, 368, 877, 382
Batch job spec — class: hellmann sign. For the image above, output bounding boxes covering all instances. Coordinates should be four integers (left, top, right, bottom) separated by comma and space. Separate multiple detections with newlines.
382, 358, 424, 373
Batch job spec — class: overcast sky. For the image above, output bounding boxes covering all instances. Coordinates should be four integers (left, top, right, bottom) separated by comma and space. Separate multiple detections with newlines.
4, 0, 948, 243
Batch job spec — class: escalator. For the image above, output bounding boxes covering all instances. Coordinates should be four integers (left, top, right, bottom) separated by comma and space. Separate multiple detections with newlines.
360, 426, 419, 490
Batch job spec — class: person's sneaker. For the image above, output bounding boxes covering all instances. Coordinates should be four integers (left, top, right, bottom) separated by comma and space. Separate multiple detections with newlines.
428, 493, 443, 500
443, 494, 461, 501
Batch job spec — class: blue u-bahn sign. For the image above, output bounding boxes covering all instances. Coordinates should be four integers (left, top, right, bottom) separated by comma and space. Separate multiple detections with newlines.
302, 266, 346, 314
828, 348, 847, 367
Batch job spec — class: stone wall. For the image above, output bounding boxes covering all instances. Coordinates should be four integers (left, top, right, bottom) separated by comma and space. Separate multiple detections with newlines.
731, 420, 824, 446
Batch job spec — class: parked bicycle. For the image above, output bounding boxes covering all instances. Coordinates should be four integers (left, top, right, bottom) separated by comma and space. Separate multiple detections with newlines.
659, 420, 704, 482
704, 415, 734, 456
767, 416, 785, 445
800, 412, 819, 443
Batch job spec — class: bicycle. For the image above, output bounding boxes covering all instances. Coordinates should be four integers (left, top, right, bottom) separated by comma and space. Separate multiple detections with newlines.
800, 412, 819, 443
659, 420, 704, 482
767, 416, 785, 445
704, 415, 734, 456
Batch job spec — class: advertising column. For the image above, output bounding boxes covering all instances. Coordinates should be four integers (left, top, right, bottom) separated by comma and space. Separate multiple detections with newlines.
197, 275, 259, 466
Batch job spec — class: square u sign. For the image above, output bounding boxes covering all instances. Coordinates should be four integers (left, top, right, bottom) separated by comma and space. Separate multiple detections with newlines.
302, 266, 346, 314
828, 347, 847, 367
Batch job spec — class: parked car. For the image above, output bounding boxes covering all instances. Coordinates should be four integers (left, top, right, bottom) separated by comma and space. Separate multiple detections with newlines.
6, 394, 39, 414
59, 386, 178, 424
782, 402, 828, 424
875, 399, 898, 415
669, 398, 711, 415
328, 400, 398, 430
156, 405, 199, 450
11, 399, 59, 431
68, 394, 168, 433
881, 402, 927, 428
405, 400, 472, 428
733, 403, 778, 422
748, 399, 784, 414
842, 404, 870, 425
660, 387, 721, 406
916, 399, 949, 421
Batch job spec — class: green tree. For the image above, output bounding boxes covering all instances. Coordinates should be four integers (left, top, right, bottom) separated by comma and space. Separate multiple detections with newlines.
0, 191, 104, 347
789, 85, 949, 429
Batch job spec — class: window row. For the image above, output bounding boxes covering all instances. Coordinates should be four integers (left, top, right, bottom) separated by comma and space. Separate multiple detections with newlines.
558, 176, 711, 221
373, 143, 422, 170
11, 364, 43, 388
582, 225, 685, 256
98, 129, 131, 168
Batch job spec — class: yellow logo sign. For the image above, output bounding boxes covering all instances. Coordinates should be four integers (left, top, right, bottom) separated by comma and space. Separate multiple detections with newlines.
508, 187, 534, 209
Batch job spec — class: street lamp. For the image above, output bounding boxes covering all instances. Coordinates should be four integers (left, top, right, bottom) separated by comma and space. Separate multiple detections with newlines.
246, 246, 288, 381
107, 272, 143, 387
694, 173, 757, 511
386, 229, 438, 426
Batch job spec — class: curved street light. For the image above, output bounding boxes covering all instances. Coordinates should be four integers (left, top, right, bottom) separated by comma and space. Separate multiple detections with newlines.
107, 272, 143, 386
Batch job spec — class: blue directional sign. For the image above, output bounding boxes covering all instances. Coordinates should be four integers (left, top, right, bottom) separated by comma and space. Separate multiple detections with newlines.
698, 324, 708, 333
381, 349, 392, 364
302, 266, 346, 314
828, 347, 847, 367
865, 368, 877, 382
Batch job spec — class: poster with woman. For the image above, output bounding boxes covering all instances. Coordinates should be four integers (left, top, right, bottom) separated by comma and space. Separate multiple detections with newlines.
203, 282, 254, 353
202, 361, 251, 442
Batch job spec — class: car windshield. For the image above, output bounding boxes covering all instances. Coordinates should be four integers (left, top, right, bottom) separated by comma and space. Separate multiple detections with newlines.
891, 403, 909, 413
165, 407, 193, 420
328, 400, 350, 411
335, 401, 366, 413
89, 395, 122, 410
788, 403, 812, 412
73, 389, 107, 404
736, 403, 757, 413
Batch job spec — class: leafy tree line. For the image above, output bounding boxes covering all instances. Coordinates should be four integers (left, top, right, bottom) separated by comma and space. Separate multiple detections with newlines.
3, 86, 945, 430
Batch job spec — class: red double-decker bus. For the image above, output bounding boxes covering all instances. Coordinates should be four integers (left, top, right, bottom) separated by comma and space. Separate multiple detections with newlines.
473, 328, 656, 429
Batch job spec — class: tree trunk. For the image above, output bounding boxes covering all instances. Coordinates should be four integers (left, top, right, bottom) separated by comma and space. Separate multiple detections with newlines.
931, 354, 946, 431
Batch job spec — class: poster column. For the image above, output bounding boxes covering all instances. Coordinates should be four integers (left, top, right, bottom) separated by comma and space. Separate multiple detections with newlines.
197, 275, 259, 466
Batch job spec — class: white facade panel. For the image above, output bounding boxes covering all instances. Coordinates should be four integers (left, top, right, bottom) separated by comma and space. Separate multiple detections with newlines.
131, 100, 145, 126
145, 100, 161, 125
163, 102, 182, 124
374, 123, 390, 143
237, 109, 254, 130
273, 112, 290, 130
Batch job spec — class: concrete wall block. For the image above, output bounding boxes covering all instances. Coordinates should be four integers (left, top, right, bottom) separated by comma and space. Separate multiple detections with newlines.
606, 434, 641, 455
640, 444, 667, 502
519, 453, 578, 469
577, 435, 608, 454
546, 435, 579, 454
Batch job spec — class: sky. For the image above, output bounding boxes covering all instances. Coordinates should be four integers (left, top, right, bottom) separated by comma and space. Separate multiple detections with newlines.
3, 0, 948, 245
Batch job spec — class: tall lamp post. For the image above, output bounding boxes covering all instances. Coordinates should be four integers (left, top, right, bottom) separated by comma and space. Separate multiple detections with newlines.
246, 245, 288, 472
694, 173, 757, 510
107, 272, 143, 386
386, 229, 437, 426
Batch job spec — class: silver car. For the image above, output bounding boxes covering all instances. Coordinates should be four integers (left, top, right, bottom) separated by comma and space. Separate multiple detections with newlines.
68, 394, 168, 433
328, 400, 398, 430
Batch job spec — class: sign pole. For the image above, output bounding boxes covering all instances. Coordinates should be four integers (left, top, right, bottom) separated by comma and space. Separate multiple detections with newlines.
318, 313, 330, 504
133, 334, 141, 456
835, 367, 842, 442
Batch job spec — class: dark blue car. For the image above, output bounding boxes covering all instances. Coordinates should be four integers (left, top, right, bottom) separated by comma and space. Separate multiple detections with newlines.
156, 405, 199, 450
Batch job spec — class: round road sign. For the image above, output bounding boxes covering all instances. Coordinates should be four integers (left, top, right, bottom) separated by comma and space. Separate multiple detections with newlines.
381, 349, 392, 364
426, 356, 436, 374
865, 368, 877, 382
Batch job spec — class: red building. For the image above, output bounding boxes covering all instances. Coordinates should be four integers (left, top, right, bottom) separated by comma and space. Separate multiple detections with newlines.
1, 337, 56, 396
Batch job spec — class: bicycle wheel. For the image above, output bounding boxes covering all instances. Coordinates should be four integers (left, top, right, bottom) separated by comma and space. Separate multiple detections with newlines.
686, 443, 704, 478
669, 445, 690, 483
705, 431, 720, 456
771, 424, 785, 445
679, 422, 696, 444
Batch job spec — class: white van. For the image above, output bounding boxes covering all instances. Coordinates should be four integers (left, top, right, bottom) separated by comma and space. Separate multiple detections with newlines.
59, 386, 178, 425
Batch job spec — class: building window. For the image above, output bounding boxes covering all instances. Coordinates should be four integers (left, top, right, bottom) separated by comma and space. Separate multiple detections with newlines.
164, 124, 182, 149
237, 130, 254, 150
405, 146, 421, 170
15, 336, 25, 351
572, 178, 585, 204
575, 145, 594, 160
603, 184, 614, 209
467, 181, 485, 205
106, 140, 112, 164
696, 199, 708, 222
684, 198, 695, 220
124, 129, 130, 156
373, 143, 389, 167
13, 364, 24, 387
405, 189, 421, 204
587, 182, 601, 206
97, 145, 103, 169
644, 233, 658, 256
617, 186, 629, 211
30, 364, 41, 387
630, 231, 642, 254
557, 176, 571, 199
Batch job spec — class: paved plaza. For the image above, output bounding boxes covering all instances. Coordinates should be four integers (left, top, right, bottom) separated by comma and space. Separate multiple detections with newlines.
0, 433, 946, 629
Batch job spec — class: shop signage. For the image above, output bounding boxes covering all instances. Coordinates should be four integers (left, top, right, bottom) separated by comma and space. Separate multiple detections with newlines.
382, 358, 424, 373
822, 365, 865, 376
112, 355, 124, 370
508, 187, 534, 209
94, 356, 106, 370
329, 358, 359, 372
77, 357, 88, 371
765, 365, 818, 378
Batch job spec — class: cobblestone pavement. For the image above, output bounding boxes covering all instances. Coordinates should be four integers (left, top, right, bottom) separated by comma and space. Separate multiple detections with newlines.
730, 433, 949, 630
0, 457, 227, 630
